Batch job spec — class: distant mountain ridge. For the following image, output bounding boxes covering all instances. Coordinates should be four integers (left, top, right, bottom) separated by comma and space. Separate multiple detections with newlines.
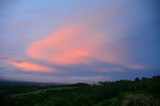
0, 79, 67, 86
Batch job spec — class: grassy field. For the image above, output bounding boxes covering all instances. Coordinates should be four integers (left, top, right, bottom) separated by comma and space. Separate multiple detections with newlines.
0, 76, 160, 106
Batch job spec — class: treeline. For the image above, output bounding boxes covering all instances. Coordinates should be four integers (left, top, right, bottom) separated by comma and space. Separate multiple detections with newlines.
0, 76, 160, 106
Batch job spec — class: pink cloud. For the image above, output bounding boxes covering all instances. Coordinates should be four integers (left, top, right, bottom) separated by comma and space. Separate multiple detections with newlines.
26, 25, 123, 65
26, 24, 146, 72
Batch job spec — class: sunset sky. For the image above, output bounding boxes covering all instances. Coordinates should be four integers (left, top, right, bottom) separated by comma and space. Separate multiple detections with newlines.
0, 0, 160, 83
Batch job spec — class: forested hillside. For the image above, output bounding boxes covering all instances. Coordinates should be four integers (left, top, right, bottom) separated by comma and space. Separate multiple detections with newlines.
0, 76, 160, 106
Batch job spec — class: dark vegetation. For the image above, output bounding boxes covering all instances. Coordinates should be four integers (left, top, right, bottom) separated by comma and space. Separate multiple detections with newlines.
0, 76, 160, 106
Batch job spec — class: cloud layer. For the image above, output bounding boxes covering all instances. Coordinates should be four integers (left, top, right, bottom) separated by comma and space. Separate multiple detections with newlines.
0, 0, 159, 83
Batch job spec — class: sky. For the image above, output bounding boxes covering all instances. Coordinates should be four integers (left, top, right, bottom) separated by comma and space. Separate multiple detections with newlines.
0, 0, 160, 83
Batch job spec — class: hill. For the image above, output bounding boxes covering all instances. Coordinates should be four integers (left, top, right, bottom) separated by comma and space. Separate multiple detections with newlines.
0, 76, 160, 106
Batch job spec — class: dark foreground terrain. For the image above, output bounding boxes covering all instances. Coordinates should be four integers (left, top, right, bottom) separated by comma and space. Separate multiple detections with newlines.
0, 76, 160, 106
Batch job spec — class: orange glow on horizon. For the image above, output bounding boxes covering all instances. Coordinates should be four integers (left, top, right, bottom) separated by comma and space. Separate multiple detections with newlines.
10, 61, 52, 72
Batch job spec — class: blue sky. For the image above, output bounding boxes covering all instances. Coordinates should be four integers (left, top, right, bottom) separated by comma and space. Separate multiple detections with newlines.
0, 0, 160, 83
